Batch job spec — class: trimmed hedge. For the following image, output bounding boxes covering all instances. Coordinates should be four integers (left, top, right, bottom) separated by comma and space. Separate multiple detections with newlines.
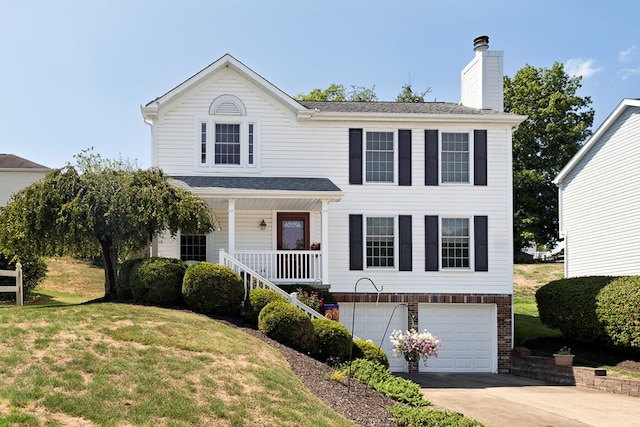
596, 276, 640, 349
536, 275, 640, 349
245, 288, 287, 327
353, 339, 389, 369
258, 301, 316, 354
311, 318, 352, 363
130, 257, 186, 306
182, 263, 244, 315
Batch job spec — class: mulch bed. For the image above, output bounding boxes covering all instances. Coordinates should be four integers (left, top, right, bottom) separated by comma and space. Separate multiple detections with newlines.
216, 316, 397, 427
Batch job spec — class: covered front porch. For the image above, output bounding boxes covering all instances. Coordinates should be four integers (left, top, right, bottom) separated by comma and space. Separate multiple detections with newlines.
170, 176, 343, 285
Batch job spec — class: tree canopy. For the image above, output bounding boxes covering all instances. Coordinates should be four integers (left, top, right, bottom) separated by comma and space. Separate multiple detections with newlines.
395, 83, 431, 102
0, 150, 215, 300
294, 83, 378, 102
504, 62, 594, 255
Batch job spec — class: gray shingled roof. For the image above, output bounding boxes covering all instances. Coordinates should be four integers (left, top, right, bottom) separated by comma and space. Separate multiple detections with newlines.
172, 176, 342, 192
0, 154, 49, 169
298, 101, 503, 115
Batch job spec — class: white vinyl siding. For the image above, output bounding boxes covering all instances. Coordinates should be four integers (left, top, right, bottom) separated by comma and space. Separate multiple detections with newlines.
559, 106, 640, 277
150, 66, 514, 295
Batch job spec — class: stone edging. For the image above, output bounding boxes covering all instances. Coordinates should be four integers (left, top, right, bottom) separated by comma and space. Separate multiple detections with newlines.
511, 347, 640, 397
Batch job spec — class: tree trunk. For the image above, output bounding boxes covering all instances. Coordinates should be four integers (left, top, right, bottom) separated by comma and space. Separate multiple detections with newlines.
100, 237, 118, 300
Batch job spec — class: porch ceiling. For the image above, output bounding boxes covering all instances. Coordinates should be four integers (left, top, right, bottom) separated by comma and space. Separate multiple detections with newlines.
170, 176, 344, 211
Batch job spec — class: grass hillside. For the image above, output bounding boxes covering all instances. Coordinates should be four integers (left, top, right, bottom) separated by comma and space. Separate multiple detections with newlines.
0, 259, 355, 426
513, 262, 564, 345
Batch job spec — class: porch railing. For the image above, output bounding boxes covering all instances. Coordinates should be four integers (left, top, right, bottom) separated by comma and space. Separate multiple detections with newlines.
233, 250, 322, 284
219, 250, 325, 320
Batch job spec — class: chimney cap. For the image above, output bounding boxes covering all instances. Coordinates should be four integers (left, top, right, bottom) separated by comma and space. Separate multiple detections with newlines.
473, 35, 489, 51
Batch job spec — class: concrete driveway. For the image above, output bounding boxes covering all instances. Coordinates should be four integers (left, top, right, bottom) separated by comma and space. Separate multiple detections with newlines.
400, 373, 640, 427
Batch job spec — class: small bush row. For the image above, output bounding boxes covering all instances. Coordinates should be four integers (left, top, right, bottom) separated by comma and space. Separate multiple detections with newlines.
536, 275, 640, 349
345, 358, 486, 426
117, 258, 244, 315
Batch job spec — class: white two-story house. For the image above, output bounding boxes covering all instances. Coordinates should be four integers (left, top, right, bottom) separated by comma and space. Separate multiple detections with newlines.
141, 36, 525, 373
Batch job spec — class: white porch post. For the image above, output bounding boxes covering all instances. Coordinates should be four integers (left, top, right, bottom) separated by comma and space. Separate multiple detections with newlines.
321, 199, 329, 285
228, 199, 236, 257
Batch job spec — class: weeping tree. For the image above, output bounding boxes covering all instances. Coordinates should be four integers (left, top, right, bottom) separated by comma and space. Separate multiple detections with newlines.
0, 149, 215, 300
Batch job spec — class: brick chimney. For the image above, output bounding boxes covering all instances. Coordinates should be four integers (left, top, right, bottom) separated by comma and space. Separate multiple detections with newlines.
461, 35, 504, 112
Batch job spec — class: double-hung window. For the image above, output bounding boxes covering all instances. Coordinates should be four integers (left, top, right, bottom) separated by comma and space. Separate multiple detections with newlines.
441, 218, 470, 268
365, 131, 394, 183
425, 215, 487, 272
366, 217, 395, 267
441, 132, 469, 183
215, 123, 241, 165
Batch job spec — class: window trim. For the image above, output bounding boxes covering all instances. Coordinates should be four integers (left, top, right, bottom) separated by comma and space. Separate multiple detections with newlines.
439, 130, 474, 185
364, 129, 398, 184
364, 215, 397, 270
440, 216, 473, 271
194, 117, 259, 171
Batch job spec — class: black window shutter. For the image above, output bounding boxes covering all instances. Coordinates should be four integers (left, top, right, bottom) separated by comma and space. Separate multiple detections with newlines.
474, 215, 488, 271
349, 129, 363, 185
349, 214, 363, 270
398, 130, 412, 186
425, 130, 439, 186
425, 215, 439, 271
474, 130, 487, 186
398, 215, 412, 271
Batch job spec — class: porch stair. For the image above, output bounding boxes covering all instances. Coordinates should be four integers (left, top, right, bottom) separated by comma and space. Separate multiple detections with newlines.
219, 249, 326, 320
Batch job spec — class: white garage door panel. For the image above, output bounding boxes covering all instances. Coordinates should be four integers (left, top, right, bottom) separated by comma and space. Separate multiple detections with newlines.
419, 304, 496, 373
339, 303, 406, 372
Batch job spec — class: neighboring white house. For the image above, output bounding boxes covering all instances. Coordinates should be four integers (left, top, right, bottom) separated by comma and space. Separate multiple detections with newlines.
141, 36, 525, 373
0, 154, 50, 206
554, 98, 640, 278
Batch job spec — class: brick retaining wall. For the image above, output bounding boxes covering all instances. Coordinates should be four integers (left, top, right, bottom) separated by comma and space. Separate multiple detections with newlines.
511, 347, 640, 397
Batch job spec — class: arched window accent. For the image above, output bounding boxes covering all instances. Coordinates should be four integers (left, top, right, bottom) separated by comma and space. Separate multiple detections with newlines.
209, 94, 247, 116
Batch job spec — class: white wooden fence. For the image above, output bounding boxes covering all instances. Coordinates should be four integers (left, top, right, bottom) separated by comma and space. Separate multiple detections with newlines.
0, 262, 23, 306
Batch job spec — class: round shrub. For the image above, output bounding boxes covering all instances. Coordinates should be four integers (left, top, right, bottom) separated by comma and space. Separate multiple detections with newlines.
182, 262, 244, 315
258, 301, 316, 354
0, 253, 47, 301
596, 276, 640, 349
352, 339, 389, 369
536, 276, 614, 343
116, 258, 143, 300
245, 288, 287, 327
311, 318, 352, 363
130, 257, 186, 306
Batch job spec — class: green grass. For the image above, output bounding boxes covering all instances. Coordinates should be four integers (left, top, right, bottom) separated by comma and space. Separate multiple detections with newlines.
513, 262, 564, 345
0, 302, 355, 426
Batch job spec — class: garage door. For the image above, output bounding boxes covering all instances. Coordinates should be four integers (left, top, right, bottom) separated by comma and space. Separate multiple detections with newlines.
339, 303, 407, 372
419, 304, 496, 373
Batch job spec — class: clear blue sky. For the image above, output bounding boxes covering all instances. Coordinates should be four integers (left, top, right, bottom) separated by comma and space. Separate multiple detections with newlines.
2, 0, 638, 168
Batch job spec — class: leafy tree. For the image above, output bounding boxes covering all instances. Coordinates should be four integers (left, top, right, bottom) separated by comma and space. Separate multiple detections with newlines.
504, 62, 594, 255
395, 82, 431, 102
0, 149, 215, 300
294, 83, 346, 101
295, 83, 377, 102
347, 84, 378, 102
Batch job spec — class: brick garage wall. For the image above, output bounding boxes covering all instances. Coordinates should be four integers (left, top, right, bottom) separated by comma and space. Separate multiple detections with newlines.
333, 292, 512, 373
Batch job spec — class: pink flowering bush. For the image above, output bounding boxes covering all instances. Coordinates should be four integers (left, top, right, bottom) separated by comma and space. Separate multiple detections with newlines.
390, 329, 441, 365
